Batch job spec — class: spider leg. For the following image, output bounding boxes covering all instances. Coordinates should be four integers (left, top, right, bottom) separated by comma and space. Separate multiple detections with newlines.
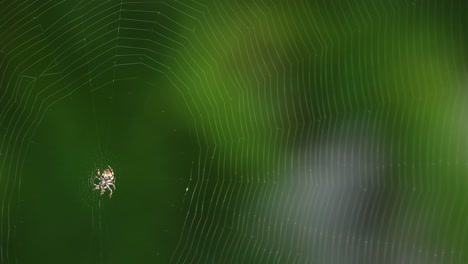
100, 187, 105, 196
106, 185, 113, 198
108, 183, 116, 190
93, 184, 100, 190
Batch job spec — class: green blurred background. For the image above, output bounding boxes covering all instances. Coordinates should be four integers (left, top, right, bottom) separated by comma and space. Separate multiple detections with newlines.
0, 0, 467, 263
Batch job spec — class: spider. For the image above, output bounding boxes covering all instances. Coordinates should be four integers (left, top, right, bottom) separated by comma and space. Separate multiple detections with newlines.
93, 165, 116, 198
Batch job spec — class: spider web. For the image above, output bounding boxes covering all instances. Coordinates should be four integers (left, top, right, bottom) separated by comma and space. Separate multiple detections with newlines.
1, 0, 468, 264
